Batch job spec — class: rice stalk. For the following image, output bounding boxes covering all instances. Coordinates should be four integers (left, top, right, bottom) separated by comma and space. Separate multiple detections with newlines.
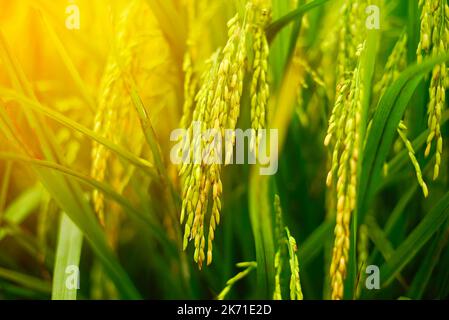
217, 261, 257, 300
324, 0, 369, 300
250, 1, 271, 155
272, 195, 303, 300
273, 194, 284, 300
91, 1, 142, 226
326, 45, 366, 300
356, 223, 368, 298
397, 121, 429, 197
417, 0, 449, 180
180, 11, 248, 268
285, 228, 303, 300
273, 250, 283, 299
91, 0, 176, 225
180, 1, 273, 268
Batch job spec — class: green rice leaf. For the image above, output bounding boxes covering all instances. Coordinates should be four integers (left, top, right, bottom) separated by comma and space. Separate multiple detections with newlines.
407, 219, 449, 299
298, 220, 333, 268
380, 191, 449, 286
266, 0, 331, 42
0, 185, 43, 241
51, 213, 83, 300
0, 267, 51, 294
0, 152, 172, 251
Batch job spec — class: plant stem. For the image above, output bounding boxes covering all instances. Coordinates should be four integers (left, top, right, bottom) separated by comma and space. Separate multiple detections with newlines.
266, 0, 330, 42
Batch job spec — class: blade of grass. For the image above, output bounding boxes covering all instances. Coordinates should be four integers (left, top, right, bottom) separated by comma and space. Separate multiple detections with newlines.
52, 213, 83, 300
128, 86, 178, 205
286, 0, 304, 62
407, 220, 449, 299
0, 152, 172, 251
270, 0, 294, 88
0, 185, 43, 241
436, 242, 449, 298
406, 0, 427, 138
123, 57, 192, 289
0, 87, 156, 178
364, 216, 407, 287
363, 75, 422, 211
298, 220, 333, 268
266, 0, 330, 42
384, 184, 419, 235
36, 168, 141, 299
379, 191, 449, 287
0, 267, 51, 294
0, 281, 48, 299
364, 158, 436, 292
249, 174, 274, 298
1, 221, 54, 269
0, 161, 12, 217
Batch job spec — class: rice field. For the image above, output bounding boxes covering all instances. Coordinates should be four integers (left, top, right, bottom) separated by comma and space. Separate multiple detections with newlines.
0, 0, 449, 301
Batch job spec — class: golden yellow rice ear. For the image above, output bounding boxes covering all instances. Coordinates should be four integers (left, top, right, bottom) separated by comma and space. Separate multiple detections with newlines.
92, 0, 178, 226
272, 194, 303, 300
217, 261, 257, 300
91, 1, 141, 226
418, 0, 449, 181
273, 194, 283, 300
324, 0, 369, 300
397, 121, 428, 197
273, 250, 283, 300
285, 227, 303, 300
249, 2, 271, 156
179, 0, 275, 268
179, 10, 248, 268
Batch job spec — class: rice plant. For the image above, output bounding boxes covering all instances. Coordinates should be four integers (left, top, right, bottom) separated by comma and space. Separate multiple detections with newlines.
0, 0, 448, 301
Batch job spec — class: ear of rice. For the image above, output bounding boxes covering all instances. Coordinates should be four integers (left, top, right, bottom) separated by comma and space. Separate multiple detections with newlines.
418, 0, 449, 180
